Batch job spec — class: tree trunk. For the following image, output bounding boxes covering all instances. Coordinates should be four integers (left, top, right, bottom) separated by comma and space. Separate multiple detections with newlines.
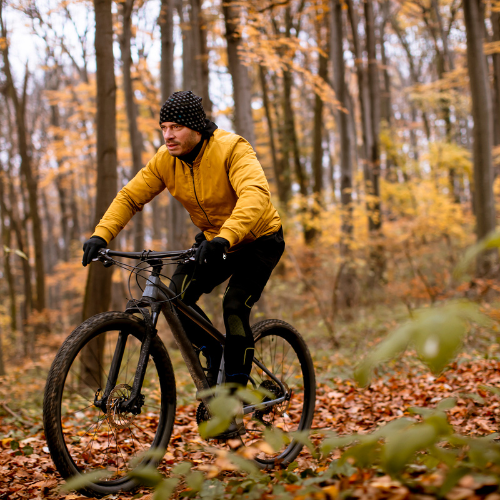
259, 65, 286, 205
331, 0, 356, 312
83, 0, 117, 321
223, 0, 256, 145
163, 0, 191, 250
463, 0, 497, 275
0, 172, 17, 334
41, 188, 58, 273
312, 48, 328, 198
491, 9, 500, 148
81, 0, 118, 388
120, 0, 144, 251
0, 6, 45, 313
190, 0, 213, 117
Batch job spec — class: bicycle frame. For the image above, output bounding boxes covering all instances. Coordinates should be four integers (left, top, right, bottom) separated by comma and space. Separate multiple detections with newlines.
93, 251, 289, 416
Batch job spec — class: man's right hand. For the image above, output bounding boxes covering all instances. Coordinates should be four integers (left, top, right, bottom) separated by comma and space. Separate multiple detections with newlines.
82, 236, 107, 267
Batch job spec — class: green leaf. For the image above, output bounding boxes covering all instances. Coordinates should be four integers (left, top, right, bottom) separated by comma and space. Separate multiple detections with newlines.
22, 445, 33, 455
320, 434, 358, 457
128, 465, 164, 487
342, 437, 380, 469
235, 388, 265, 405
172, 461, 192, 475
14, 249, 28, 260
372, 418, 415, 438
186, 471, 204, 492
436, 398, 457, 411
227, 453, 260, 475
479, 385, 500, 397
438, 467, 470, 496
290, 430, 318, 458
382, 424, 438, 475
208, 395, 241, 419
263, 426, 289, 452
286, 461, 299, 471
454, 230, 500, 278
60, 470, 113, 491
198, 416, 232, 439
153, 477, 179, 500
130, 447, 167, 468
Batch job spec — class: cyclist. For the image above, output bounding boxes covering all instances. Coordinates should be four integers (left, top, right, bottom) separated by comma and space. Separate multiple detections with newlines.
82, 90, 285, 419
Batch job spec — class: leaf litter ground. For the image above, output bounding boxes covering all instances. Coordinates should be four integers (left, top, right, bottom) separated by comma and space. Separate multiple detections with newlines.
1, 353, 500, 500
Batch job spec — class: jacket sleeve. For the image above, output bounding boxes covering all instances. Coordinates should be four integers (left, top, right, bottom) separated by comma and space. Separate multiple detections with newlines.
217, 138, 271, 247
92, 154, 166, 243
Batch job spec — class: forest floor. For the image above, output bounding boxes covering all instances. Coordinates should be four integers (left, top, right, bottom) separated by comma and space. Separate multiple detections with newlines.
1, 328, 500, 500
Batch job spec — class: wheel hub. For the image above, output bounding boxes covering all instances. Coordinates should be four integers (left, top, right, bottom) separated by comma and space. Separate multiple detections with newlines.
254, 379, 290, 420
106, 384, 136, 429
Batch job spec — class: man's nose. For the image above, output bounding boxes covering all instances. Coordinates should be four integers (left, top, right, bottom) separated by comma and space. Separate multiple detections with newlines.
163, 128, 173, 140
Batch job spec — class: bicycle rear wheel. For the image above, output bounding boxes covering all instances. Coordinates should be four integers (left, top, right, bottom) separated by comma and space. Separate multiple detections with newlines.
43, 312, 176, 497
242, 319, 316, 468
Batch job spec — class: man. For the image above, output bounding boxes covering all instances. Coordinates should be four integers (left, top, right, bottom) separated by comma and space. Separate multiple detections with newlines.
82, 90, 284, 403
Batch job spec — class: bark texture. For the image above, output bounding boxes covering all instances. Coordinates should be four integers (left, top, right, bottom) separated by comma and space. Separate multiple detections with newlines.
120, 0, 144, 251
223, 0, 256, 145
82, 0, 117, 321
463, 0, 497, 275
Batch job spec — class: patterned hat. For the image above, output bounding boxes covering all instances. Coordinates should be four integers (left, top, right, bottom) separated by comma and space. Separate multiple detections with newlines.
159, 90, 206, 132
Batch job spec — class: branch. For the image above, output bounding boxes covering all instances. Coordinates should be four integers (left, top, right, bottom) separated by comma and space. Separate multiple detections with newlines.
1, 402, 35, 427
287, 248, 340, 347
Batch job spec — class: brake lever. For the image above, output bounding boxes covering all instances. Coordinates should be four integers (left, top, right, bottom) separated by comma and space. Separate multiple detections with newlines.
92, 249, 114, 267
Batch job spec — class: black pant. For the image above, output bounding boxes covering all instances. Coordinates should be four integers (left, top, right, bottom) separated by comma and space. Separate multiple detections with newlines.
169, 227, 285, 386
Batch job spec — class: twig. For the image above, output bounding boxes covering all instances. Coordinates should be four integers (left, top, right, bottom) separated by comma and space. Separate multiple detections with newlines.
1, 402, 35, 427
287, 248, 340, 348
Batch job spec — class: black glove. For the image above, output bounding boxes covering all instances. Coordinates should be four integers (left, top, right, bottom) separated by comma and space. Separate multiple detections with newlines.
82, 236, 107, 267
195, 237, 229, 265
192, 231, 206, 248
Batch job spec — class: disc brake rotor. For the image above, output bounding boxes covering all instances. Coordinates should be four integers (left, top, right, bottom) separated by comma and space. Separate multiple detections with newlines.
106, 384, 134, 429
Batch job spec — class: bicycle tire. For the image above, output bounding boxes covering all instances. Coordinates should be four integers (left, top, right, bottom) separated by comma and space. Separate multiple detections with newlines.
43, 312, 176, 497
243, 319, 316, 468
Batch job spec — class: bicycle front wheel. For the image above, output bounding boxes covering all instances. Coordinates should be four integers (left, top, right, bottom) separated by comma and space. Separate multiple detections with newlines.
43, 312, 176, 497
242, 319, 316, 468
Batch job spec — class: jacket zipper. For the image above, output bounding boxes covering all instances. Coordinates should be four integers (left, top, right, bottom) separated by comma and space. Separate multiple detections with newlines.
188, 165, 215, 227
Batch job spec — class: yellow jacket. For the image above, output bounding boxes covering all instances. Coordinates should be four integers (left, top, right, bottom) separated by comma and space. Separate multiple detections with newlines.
93, 129, 281, 250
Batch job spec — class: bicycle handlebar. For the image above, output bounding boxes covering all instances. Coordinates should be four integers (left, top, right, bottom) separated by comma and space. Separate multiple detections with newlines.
94, 247, 195, 263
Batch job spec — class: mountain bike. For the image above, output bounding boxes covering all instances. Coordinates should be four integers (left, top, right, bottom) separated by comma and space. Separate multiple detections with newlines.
43, 247, 316, 497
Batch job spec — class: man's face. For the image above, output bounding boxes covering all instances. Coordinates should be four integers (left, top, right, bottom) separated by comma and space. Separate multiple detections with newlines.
161, 122, 202, 157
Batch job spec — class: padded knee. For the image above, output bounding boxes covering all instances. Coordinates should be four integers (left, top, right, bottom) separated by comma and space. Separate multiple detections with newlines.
223, 287, 254, 386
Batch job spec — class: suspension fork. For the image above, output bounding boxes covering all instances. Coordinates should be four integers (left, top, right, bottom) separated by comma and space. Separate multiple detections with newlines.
94, 262, 163, 413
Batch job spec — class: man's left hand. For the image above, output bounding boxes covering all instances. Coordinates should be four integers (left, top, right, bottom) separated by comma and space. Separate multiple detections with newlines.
196, 237, 229, 265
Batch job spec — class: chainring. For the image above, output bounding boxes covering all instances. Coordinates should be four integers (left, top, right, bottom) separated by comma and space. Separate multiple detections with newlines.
196, 401, 211, 427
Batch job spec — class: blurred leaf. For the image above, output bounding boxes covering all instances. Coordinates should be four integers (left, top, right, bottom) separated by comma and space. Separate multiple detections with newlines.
290, 430, 318, 458
129, 465, 164, 487
355, 301, 490, 385
263, 426, 289, 452
382, 424, 438, 474
186, 471, 204, 492
228, 453, 261, 475
198, 416, 232, 439
455, 230, 500, 278
60, 470, 113, 491
153, 477, 179, 500
172, 461, 192, 475
436, 398, 457, 411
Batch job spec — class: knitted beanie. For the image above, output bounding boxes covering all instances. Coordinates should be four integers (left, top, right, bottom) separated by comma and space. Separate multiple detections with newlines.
159, 90, 206, 132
